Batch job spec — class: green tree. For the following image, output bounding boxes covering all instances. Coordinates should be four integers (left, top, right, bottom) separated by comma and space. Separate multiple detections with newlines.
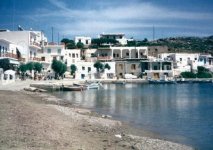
94, 61, 103, 72
61, 38, 70, 45
70, 64, 77, 76
59, 63, 67, 78
51, 59, 67, 79
104, 63, 111, 70
196, 66, 212, 78
19, 63, 27, 73
34, 62, 43, 73
61, 38, 76, 49
76, 42, 84, 49
180, 72, 196, 78
0, 59, 10, 71
67, 41, 76, 49
26, 62, 34, 71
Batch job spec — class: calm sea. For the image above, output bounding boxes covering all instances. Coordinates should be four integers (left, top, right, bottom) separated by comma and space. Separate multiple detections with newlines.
52, 83, 213, 150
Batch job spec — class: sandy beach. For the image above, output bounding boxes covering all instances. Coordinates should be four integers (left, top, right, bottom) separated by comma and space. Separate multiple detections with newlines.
0, 80, 194, 150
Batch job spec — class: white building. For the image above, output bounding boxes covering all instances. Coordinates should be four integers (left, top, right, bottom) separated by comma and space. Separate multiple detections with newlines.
141, 60, 174, 80
99, 33, 132, 45
74, 36, 91, 46
159, 53, 200, 75
0, 30, 44, 62
0, 39, 23, 66
75, 61, 116, 79
96, 46, 148, 61
37, 44, 65, 70
198, 54, 213, 72
64, 49, 81, 67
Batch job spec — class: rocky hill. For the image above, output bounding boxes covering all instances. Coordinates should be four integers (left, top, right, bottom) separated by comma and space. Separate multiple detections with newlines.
152, 36, 213, 53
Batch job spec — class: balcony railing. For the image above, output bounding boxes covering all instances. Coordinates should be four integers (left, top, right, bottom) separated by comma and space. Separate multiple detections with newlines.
30, 57, 41, 61
97, 56, 112, 60
0, 53, 25, 62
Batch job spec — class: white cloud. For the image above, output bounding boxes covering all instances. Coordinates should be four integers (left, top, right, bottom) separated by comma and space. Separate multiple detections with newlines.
28, 0, 213, 39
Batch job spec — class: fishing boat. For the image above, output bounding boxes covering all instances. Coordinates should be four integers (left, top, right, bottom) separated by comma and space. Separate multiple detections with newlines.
61, 85, 86, 91
74, 82, 102, 90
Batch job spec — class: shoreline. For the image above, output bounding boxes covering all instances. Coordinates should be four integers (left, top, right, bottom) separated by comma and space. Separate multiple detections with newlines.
0, 80, 194, 149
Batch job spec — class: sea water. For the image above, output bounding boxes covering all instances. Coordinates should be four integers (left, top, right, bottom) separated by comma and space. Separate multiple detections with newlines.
52, 83, 213, 150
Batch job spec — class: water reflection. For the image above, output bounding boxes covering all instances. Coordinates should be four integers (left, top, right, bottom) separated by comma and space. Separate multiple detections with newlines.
53, 83, 213, 150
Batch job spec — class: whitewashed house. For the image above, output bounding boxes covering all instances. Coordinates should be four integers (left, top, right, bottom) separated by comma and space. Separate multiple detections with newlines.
141, 59, 174, 80
0, 39, 23, 65
99, 33, 133, 45
74, 36, 91, 46
159, 53, 200, 76
96, 46, 148, 61
198, 54, 213, 72
0, 30, 46, 62
37, 44, 65, 71
64, 49, 81, 67
75, 62, 116, 79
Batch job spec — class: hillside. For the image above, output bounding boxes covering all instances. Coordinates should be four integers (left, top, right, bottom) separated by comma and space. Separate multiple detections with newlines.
137, 36, 213, 53
157, 36, 213, 52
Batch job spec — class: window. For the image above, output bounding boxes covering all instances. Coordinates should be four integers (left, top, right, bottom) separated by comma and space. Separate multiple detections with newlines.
126, 52, 129, 56
131, 64, 136, 70
41, 57, 45, 61
155, 49, 158, 52
113, 53, 116, 57
119, 35, 122, 39
195, 58, 197, 60
82, 66, 85, 70
34, 52, 36, 57
53, 56, 56, 60
57, 49, 61, 54
72, 53, 75, 58
119, 64, 123, 69
76, 54, 78, 58
180, 58, 182, 61
60, 56, 64, 60
117, 54, 119, 57
88, 67, 91, 72
69, 53, 71, 57
79, 39, 81, 43
86, 40, 88, 44
47, 48, 51, 53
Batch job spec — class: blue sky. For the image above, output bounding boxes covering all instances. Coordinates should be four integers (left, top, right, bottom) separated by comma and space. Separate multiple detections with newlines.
0, 0, 213, 42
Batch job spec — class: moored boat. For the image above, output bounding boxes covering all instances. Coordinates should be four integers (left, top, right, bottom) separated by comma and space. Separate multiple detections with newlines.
61, 85, 86, 91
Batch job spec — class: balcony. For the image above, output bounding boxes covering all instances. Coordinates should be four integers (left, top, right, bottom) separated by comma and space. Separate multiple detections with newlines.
97, 56, 112, 61
30, 57, 41, 61
30, 42, 41, 49
0, 53, 25, 62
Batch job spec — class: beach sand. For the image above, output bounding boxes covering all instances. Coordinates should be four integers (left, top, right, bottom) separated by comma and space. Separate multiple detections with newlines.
0, 81, 194, 150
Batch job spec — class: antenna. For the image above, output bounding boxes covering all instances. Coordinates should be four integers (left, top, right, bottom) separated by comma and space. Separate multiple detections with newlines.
12, 0, 15, 30
51, 27, 54, 43
58, 32, 59, 45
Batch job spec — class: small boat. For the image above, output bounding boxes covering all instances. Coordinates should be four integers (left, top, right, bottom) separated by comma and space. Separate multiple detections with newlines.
74, 82, 102, 90
61, 85, 86, 91
86, 82, 102, 89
